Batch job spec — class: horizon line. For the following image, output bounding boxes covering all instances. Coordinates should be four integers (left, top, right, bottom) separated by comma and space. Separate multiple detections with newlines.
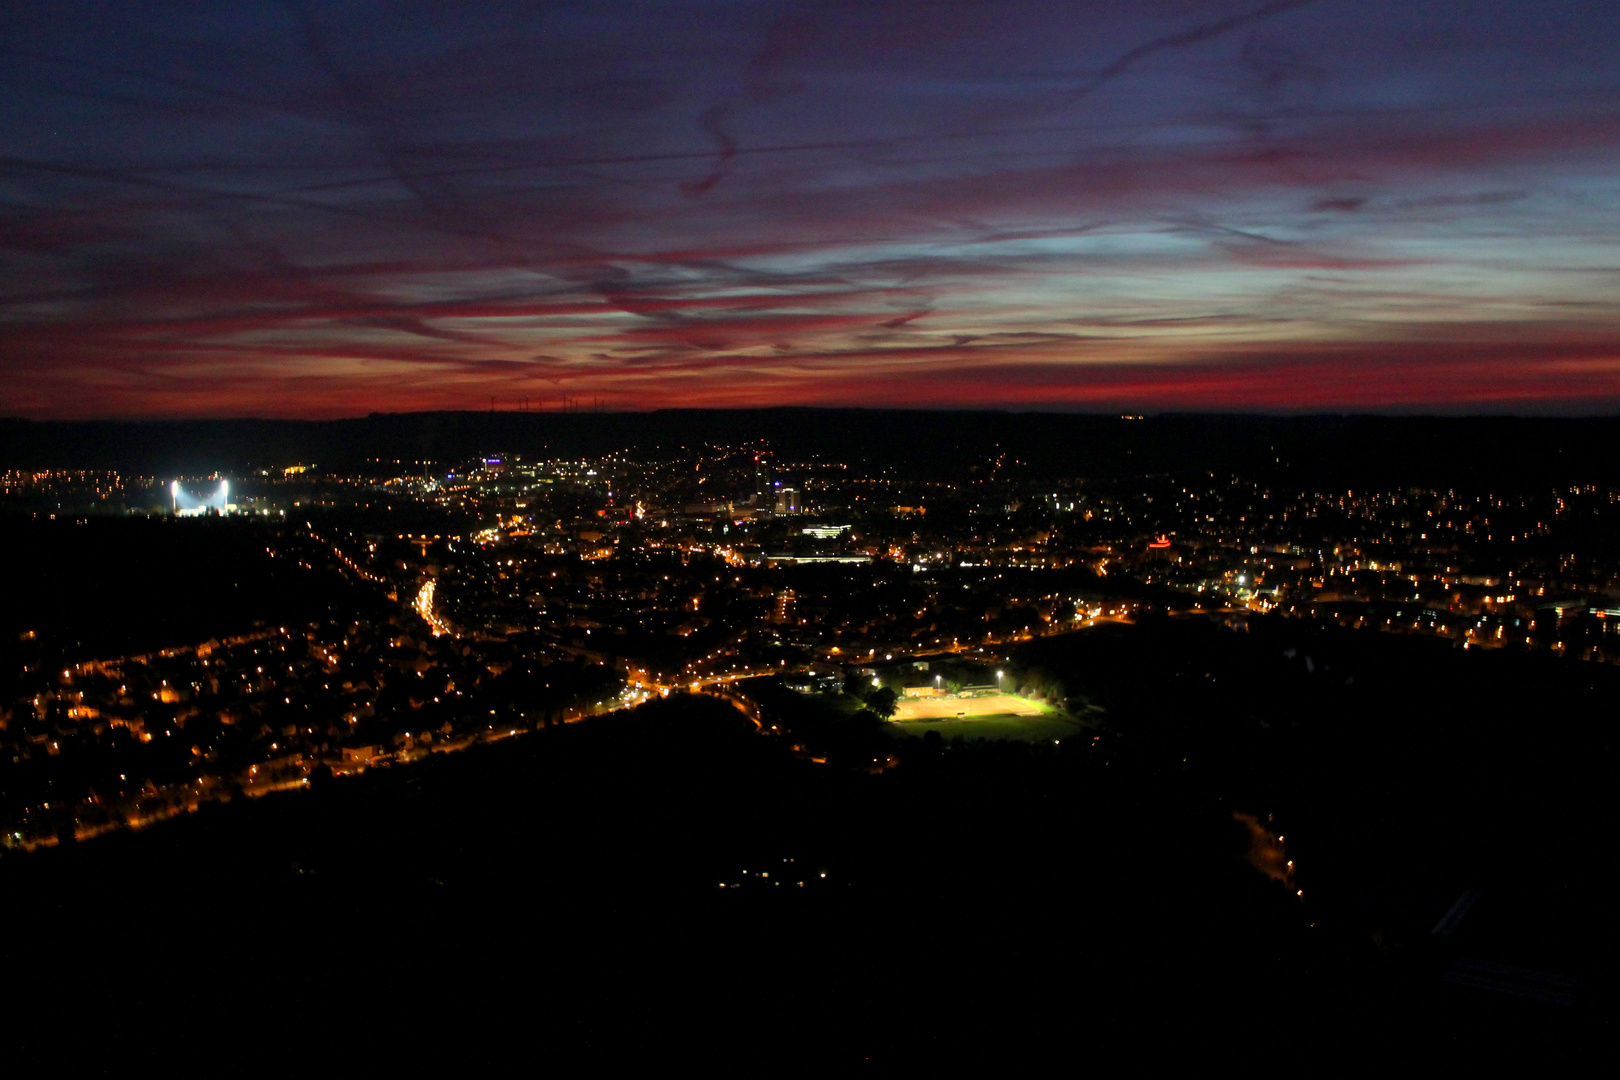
8, 406, 1620, 425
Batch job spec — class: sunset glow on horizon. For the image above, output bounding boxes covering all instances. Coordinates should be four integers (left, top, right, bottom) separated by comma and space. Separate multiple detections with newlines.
6, 1, 1620, 418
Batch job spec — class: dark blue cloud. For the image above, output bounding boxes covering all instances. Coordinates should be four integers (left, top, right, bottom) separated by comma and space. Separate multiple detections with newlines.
3, 1, 1620, 415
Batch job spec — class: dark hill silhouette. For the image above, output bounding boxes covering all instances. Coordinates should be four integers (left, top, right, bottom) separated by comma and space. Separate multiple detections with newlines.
5, 410, 1620, 487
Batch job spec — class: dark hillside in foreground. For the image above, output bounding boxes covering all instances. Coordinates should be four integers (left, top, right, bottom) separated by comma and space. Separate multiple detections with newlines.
2, 690, 1604, 1067
1013, 616, 1618, 1003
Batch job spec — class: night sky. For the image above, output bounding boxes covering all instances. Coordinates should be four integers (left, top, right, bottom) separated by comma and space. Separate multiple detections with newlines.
6, 1, 1620, 418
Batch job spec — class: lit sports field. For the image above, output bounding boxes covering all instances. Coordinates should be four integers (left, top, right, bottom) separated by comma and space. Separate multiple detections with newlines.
888, 695, 1086, 742
892, 694, 1044, 720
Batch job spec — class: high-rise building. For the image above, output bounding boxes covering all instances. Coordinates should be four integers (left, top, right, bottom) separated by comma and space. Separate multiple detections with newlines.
752, 451, 772, 505
775, 487, 800, 514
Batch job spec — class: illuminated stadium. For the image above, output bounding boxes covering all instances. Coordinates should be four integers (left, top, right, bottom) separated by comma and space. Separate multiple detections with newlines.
169, 479, 234, 516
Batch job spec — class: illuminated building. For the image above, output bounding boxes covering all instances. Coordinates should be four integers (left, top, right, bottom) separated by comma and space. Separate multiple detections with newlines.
752, 451, 772, 506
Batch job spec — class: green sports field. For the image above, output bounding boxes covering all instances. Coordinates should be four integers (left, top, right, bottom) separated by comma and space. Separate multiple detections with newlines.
891, 693, 1042, 720
887, 696, 1087, 742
